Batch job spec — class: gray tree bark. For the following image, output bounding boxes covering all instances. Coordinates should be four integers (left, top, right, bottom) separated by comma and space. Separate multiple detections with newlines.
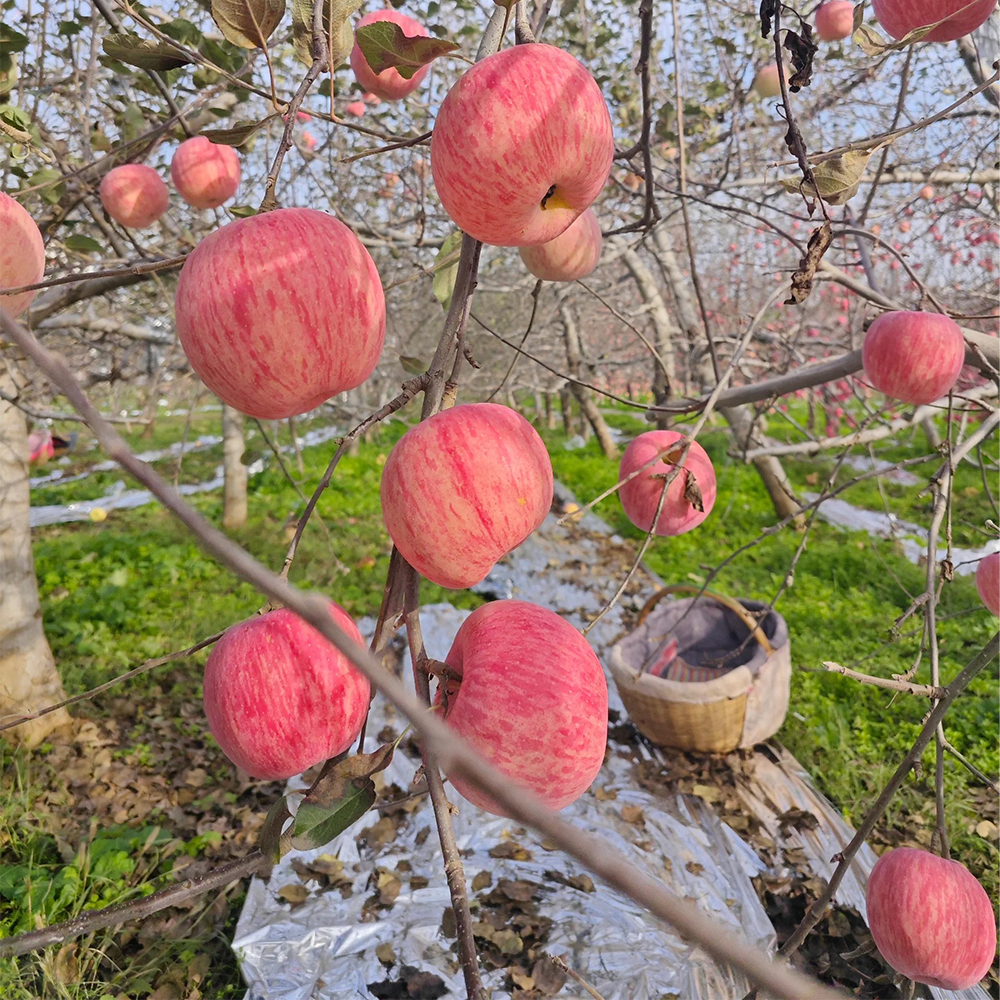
559, 384, 578, 436
221, 404, 247, 529
560, 298, 618, 460
0, 375, 70, 745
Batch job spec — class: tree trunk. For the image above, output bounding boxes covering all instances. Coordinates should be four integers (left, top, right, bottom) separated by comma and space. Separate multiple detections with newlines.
0, 379, 71, 745
221, 404, 247, 529
544, 391, 556, 431
560, 299, 618, 460
559, 384, 578, 436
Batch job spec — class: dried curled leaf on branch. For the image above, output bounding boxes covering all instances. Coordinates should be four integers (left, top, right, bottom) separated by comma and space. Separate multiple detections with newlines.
786, 220, 833, 305
782, 140, 893, 206
211, 0, 286, 49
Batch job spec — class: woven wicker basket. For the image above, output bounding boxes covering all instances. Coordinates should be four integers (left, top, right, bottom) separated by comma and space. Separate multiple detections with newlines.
609, 587, 791, 753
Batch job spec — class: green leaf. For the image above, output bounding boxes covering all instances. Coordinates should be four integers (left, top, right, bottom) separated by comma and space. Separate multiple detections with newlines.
0, 23, 28, 53
160, 19, 203, 46
27, 167, 65, 204
229, 204, 258, 217
102, 32, 193, 71
200, 115, 276, 146
58, 19, 85, 37
291, 784, 375, 851
432, 230, 462, 310
292, 0, 361, 67
399, 355, 427, 375
355, 20, 457, 80
211, 0, 286, 49
64, 234, 103, 253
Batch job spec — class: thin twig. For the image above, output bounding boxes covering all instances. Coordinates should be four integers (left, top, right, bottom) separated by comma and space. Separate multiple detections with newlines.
821, 662, 943, 698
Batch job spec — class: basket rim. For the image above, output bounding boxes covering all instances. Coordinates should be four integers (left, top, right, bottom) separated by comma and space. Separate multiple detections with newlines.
609, 645, 757, 703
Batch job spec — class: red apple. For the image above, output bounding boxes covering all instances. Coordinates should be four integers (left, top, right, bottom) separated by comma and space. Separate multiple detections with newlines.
867, 847, 996, 990
871, 0, 997, 41
174, 208, 385, 420
438, 600, 608, 815
350, 9, 430, 101
976, 551, 999, 614
862, 311, 965, 405
920, 184, 935, 200
619, 430, 717, 536
518, 207, 602, 282
814, 0, 855, 39
345, 100, 366, 118
753, 64, 783, 98
203, 603, 370, 780
430, 44, 614, 247
170, 136, 240, 210
0, 192, 45, 317
380, 403, 553, 588
99, 163, 169, 228
301, 132, 317, 151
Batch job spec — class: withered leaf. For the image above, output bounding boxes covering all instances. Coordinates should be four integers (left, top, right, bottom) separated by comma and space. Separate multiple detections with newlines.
532, 955, 569, 995
683, 472, 705, 513
211, 0, 285, 48
498, 878, 539, 902
472, 870, 492, 892
277, 883, 309, 905
376, 942, 396, 966
786, 220, 833, 305
621, 804, 645, 825
489, 841, 533, 861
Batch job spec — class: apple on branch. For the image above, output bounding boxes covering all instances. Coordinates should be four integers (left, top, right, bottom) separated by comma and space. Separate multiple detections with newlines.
436, 600, 608, 816
976, 551, 999, 615
519, 207, 602, 282
814, 1, 855, 40
861, 310, 965, 405
0, 192, 45, 317
430, 44, 614, 247
380, 402, 554, 588
867, 847, 997, 990
170, 136, 241, 210
619, 430, 717, 536
350, 10, 431, 101
871, 0, 998, 42
203, 603, 371, 781
174, 207, 386, 420
99, 164, 169, 229
752, 64, 783, 98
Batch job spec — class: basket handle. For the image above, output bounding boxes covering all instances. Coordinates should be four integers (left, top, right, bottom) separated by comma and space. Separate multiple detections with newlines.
636, 585, 776, 656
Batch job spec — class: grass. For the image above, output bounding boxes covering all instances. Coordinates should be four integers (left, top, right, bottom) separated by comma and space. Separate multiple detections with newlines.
1, 397, 997, 997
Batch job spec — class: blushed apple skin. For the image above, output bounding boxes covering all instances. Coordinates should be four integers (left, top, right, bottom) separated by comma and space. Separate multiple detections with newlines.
862, 311, 965, 405
867, 847, 997, 990
380, 403, 554, 589
203, 603, 370, 781
619, 430, 717, 536
0, 192, 45, 317
814, 0, 855, 40
350, 10, 430, 101
430, 44, 614, 247
518, 207, 602, 282
976, 551, 999, 615
170, 136, 240, 210
439, 600, 608, 815
99, 164, 169, 229
753, 64, 782, 98
871, 0, 997, 41
174, 208, 386, 420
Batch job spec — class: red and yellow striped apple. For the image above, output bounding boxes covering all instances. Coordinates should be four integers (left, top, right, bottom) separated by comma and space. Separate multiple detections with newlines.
518, 207, 602, 282
438, 600, 608, 815
174, 208, 385, 420
430, 44, 614, 247
380, 403, 553, 588
871, 0, 997, 41
0, 192, 45, 317
814, 0, 855, 40
862, 311, 965, 405
619, 430, 717, 536
867, 847, 996, 990
350, 10, 430, 101
976, 551, 999, 615
203, 603, 370, 780
170, 136, 240, 210
99, 164, 169, 228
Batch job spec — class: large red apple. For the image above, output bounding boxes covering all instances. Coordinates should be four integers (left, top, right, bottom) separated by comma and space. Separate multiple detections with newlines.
518, 207, 602, 282
871, 0, 997, 41
99, 164, 169, 228
862, 311, 965, 405
174, 208, 385, 420
438, 600, 608, 815
619, 430, 717, 536
867, 847, 996, 990
350, 10, 430, 101
170, 136, 240, 210
814, 0, 855, 40
976, 551, 999, 615
203, 603, 370, 780
0, 192, 45, 317
753, 64, 783, 98
380, 403, 553, 589
430, 44, 613, 247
